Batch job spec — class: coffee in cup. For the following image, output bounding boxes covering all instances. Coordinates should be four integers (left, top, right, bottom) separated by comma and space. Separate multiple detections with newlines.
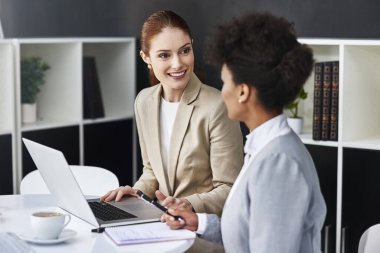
31, 211, 71, 240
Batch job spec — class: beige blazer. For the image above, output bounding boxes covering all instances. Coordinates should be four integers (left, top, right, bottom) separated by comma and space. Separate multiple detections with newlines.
133, 74, 243, 216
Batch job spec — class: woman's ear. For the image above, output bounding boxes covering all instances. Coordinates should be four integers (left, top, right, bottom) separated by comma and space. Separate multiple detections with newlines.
140, 50, 151, 65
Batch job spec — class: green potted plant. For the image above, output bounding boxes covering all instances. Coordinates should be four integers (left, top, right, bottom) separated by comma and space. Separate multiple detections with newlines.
285, 87, 308, 134
21, 57, 50, 123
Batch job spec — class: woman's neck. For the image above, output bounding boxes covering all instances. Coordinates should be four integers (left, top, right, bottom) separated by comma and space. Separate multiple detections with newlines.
161, 86, 184, 102
245, 107, 282, 132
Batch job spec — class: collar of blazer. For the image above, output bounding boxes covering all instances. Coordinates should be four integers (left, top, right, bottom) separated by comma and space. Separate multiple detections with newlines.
150, 73, 202, 195
180, 73, 202, 105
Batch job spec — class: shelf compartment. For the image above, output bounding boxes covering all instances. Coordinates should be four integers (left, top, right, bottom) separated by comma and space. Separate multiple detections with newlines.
83, 119, 134, 186
300, 133, 339, 147
21, 126, 80, 177
82, 39, 135, 120
295, 42, 340, 135
341, 45, 380, 143
0, 134, 13, 194
342, 147, 380, 253
18, 41, 82, 129
342, 136, 380, 150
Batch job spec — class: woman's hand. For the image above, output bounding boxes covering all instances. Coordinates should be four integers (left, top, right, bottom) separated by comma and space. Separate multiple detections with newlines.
100, 185, 138, 202
165, 208, 199, 232
155, 190, 194, 211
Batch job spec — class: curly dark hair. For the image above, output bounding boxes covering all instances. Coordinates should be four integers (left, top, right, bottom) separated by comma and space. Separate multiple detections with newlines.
206, 12, 314, 111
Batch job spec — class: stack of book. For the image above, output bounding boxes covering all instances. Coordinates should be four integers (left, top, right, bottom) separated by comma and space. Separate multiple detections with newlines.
312, 61, 339, 141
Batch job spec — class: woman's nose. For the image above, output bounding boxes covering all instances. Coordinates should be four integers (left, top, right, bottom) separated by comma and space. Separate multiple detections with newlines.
171, 55, 183, 69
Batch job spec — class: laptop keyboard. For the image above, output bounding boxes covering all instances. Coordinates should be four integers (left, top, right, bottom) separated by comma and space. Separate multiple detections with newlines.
89, 201, 137, 221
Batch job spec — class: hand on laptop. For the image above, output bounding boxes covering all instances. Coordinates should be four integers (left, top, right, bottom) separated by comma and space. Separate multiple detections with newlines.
155, 190, 194, 222
100, 185, 138, 202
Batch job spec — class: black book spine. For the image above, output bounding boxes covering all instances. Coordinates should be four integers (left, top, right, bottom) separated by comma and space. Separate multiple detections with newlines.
329, 61, 339, 141
312, 62, 324, 140
83, 56, 105, 119
321, 62, 332, 141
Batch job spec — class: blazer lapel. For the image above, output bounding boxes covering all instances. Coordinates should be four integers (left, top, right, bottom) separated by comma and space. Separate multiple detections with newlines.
147, 85, 171, 195
167, 74, 201, 195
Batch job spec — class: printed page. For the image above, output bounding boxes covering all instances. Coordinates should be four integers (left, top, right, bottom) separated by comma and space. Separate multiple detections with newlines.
105, 222, 196, 245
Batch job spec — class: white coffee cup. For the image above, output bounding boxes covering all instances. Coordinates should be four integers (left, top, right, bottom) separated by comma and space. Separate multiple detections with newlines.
31, 211, 71, 240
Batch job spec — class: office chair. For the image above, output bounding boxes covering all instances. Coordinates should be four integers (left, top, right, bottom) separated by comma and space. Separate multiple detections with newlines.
358, 224, 380, 253
20, 165, 119, 196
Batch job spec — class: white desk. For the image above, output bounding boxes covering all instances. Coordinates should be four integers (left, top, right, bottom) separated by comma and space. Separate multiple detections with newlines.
0, 194, 194, 253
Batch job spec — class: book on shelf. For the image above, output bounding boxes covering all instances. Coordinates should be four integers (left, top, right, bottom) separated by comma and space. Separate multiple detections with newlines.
312, 61, 339, 141
312, 62, 324, 140
321, 62, 333, 141
82, 56, 105, 119
329, 61, 339, 141
104, 222, 196, 245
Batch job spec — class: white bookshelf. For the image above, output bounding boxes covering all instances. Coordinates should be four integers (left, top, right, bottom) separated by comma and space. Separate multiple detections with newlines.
13, 38, 136, 131
0, 41, 15, 135
0, 40, 17, 194
0, 37, 137, 195
298, 38, 380, 253
298, 39, 380, 149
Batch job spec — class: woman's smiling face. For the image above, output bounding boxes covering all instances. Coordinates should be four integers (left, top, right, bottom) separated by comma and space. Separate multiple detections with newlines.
143, 27, 194, 95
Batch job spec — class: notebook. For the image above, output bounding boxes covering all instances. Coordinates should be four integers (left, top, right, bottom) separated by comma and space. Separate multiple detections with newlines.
104, 222, 196, 245
22, 138, 163, 228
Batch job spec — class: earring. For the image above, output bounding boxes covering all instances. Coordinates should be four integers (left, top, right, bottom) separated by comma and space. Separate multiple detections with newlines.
147, 64, 152, 69
238, 98, 243, 103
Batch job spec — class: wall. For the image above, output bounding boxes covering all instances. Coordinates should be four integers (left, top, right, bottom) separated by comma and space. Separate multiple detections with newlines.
2, 0, 380, 87
3, 0, 380, 38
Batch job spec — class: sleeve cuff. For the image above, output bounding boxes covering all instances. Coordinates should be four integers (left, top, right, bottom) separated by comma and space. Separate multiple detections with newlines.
185, 194, 203, 213
196, 213, 208, 235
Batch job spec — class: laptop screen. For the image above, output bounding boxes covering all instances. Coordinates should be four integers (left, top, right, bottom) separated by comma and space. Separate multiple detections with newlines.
22, 138, 99, 227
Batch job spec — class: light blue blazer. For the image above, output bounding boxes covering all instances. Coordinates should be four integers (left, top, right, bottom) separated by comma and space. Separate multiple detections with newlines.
201, 131, 326, 253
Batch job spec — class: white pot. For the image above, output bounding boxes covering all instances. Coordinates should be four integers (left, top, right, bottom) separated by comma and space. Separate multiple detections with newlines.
287, 117, 303, 135
22, 103, 37, 123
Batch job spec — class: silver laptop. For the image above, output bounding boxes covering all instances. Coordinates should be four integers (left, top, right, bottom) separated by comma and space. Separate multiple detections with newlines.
22, 138, 162, 228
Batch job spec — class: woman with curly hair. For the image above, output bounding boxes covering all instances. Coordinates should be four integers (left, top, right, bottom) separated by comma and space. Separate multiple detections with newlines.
164, 12, 326, 253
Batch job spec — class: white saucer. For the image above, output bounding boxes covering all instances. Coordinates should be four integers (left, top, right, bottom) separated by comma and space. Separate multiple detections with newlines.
19, 229, 77, 244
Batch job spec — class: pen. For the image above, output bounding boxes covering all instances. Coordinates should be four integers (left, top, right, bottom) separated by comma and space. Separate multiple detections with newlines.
91, 227, 105, 233
136, 190, 182, 220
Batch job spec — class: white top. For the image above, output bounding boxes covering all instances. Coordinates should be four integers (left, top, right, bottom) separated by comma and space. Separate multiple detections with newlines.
160, 98, 179, 171
196, 114, 291, 234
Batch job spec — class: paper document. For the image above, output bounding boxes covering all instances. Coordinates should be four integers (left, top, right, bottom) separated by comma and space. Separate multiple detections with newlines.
105, 222, 196, 245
